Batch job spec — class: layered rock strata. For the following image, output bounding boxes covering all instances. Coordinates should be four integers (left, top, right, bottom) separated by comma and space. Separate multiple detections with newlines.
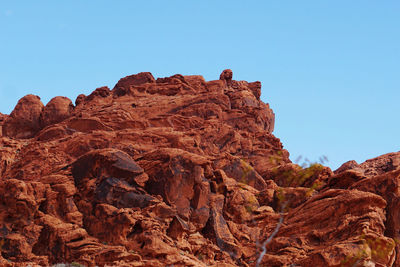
0, 70, 398, 266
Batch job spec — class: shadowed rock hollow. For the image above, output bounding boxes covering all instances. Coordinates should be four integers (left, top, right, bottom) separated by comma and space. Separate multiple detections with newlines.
0, 70, 399, 266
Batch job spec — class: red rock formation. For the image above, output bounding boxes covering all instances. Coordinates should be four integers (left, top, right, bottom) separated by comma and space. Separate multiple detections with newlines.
0, 112, 7, 136
3, 94, 44, 139
40, 96, 74, 128
0, 70, 398, 266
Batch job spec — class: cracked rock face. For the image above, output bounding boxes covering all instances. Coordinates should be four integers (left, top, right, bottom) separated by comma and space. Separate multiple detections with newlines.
0, 70, 398, 266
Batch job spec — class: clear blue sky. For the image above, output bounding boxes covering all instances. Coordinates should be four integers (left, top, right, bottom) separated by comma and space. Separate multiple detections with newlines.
1, 1, 399, 170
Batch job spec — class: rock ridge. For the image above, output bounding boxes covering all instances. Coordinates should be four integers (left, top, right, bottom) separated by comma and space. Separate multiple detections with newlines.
0, 70, 398, 266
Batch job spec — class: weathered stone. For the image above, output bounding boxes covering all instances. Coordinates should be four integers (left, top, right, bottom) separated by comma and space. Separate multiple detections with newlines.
0, 112, 7, 136
1, 70, 397, 267
75, 94, 86, 106
220, 158, 268, 191
86, 86, 111, 101
72, 148, 145, 186
139, 148, 210, 220
113, 72, 156, 96
3, 94, 44, 138
203, 194, 241, 259
219, 69, 233, 86
40, 96, 74, 128
66, 117, 113, 132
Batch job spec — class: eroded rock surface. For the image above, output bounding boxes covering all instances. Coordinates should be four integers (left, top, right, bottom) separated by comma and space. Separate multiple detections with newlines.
0, 70, 398, 266
0, 112, 7, 136
40, 96, 74, 128
3, 94, 44, 139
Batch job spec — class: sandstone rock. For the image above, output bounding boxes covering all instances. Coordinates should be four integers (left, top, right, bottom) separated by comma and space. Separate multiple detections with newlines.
95, 177, 155, 208
36, 125, 68, 141
336, 152, 400, 177
248, 81, 261, 100
0, 112, 6, 122
66, 117, 113, 132
138, 148, 211, 223
3, 94, 44, 138
156, 74, 187, 84
113, 72, 156, 96
325, 169, 367, 189
75, 94, 86, 106
269, 162, 332, 188
224, 186, 260, 223
167, 215, 190, 240
72, 148, 146, 187
358, 152, 400, 176
0, 112, 7, 136
334, 159, 360, 174
219, 69, 233, 86
184, 75, 207, 91
1, 70, 398, 267
258, 189, 395, 266
1, 233, 32, 261
203, 194, 241, 260
85, 86, 111, 101
217, 158, 268, 191
40, 96, 74, 128
351, 169, 400, 265
206, 79, 225, 94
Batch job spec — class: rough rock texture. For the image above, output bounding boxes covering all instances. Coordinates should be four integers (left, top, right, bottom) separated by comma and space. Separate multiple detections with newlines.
0, 112, 7, 136
0, 70, 398, 266
3, 94, 44, 139
40, 96, 74, 128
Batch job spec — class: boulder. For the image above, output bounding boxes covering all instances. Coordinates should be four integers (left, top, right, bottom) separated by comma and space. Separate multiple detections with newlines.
219, 69, 233, 86
113, 72, 155, 96
75, 94, 86, 106
86, 86, 111, 101
72, 148, 146, 187
40, 96, 74, 128
3, 94, 44, 138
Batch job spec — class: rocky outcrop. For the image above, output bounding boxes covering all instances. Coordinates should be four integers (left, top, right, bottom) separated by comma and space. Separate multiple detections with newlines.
0, 70, 398, 266
3, 94, 44, 139
113, 72, 156, 97
0, 112, 7, 136
336, 152, 400, 177
40, 96, 74, 128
